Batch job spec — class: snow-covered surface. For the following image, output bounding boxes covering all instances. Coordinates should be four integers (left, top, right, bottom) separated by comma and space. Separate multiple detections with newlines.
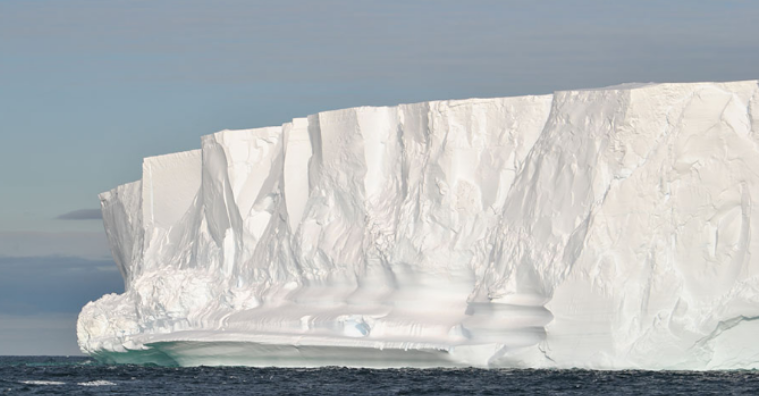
78, 81, 759, 369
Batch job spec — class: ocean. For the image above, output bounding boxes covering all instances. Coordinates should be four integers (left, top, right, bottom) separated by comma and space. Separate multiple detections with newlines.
1, 356, 758, 395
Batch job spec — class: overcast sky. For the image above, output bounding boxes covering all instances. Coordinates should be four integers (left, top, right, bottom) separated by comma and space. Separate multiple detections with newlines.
0, 0, 758, 355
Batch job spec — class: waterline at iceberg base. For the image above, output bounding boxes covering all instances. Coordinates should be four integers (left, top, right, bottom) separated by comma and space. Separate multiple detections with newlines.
79, 81, 759, 369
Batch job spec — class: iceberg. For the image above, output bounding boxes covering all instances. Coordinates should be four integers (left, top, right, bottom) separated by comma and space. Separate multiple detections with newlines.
78, 81, 759, 369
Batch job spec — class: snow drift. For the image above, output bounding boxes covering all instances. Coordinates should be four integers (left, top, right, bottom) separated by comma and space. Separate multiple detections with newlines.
78, 81, 759, 369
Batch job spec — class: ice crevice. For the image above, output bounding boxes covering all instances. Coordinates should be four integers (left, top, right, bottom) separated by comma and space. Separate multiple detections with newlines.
78, 81, 759, 369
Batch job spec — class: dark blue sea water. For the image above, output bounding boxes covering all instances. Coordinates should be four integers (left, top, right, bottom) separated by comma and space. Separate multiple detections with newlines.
2, 356, 759, 395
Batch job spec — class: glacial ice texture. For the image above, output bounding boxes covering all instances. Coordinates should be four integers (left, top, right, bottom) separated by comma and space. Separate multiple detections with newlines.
79, 81, 759, 369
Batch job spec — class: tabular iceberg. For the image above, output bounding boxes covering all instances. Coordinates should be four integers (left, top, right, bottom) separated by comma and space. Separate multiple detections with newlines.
78, 81, 759, 369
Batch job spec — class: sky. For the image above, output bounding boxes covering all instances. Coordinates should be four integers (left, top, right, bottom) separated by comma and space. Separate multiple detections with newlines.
0, 0, 757, 355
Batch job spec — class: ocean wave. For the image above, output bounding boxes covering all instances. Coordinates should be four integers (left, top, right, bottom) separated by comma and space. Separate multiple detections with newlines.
78, 380, 117, 386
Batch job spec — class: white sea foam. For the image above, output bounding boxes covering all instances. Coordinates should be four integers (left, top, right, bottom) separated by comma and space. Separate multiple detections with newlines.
20, 380, 66, 386
78, 380, 117, 386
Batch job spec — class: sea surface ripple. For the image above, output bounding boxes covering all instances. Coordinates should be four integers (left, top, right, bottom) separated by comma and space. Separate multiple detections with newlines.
1, 356, 758, 395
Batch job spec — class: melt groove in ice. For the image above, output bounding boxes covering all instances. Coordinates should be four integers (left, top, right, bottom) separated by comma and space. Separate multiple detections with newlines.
78, 81, 759, 369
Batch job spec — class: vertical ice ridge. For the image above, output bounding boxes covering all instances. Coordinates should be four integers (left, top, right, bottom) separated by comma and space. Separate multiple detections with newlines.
99, 181, 144, 288
282, 118, 314, 233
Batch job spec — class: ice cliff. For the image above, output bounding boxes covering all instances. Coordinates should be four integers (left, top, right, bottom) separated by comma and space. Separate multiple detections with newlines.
78, 81, 759, 369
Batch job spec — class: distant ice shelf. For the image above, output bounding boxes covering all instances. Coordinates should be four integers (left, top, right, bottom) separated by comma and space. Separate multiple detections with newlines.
79, 81, 759, 369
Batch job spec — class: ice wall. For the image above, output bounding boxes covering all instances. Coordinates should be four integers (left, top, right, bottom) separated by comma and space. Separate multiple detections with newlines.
78, 81, 759, 369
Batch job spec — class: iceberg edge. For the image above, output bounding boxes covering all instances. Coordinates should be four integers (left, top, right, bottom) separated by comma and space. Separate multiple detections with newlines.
79, 80, 759, 369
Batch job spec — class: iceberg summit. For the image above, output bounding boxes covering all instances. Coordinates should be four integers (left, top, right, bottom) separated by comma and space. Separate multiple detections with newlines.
79, 81, 759, 369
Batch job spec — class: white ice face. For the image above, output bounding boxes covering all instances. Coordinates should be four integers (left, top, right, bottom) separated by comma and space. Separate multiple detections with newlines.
78, 81, 759, 369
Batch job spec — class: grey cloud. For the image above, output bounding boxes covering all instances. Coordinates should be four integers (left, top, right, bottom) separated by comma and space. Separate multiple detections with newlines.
0, 255, 124, 355
0, 232, 110, 260
0, 313, 82, 355
0, 255, 123, 315
57, 209, 102, 220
